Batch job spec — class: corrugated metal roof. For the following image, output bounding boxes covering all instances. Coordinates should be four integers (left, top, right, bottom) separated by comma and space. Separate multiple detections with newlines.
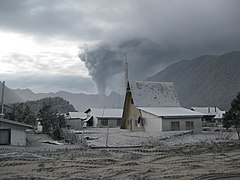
68, 112, 87, 119
0, 118, 33, 128
130, 81, 180, 107
138, 107, 205, 117
90, 108, 123, 118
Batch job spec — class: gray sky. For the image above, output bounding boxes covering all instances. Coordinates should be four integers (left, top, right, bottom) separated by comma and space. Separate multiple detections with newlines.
0, 0, 239, 94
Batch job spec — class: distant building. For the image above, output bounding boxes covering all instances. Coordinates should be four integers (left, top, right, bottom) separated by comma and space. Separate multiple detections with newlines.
85, 108, 123, 127
66, 112, 87, 130
191, 107, 225, 126
0, 118, 33, 146
121, 81, 204, 133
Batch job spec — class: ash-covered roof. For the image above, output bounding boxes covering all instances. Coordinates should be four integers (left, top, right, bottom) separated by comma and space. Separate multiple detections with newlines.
89, 108, 123, 118
138, 107, 204, 118
0, 118, 33, 128
130, 81, 180, 107
68, 112, 87, 120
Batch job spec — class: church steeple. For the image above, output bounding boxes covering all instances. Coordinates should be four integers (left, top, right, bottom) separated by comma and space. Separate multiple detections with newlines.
124, 53, 130, 92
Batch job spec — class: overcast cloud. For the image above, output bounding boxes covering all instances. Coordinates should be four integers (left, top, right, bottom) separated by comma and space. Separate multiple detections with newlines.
0, 73, 96, 94
0, 0, 239, 94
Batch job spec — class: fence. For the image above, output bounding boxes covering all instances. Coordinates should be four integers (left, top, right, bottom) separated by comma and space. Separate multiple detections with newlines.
61, 128, 87, 145
0, 144, 87, 156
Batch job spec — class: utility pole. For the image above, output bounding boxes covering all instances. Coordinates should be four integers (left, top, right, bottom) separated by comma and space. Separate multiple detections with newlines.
0, 81, 5, 118
101, 107, 110, 147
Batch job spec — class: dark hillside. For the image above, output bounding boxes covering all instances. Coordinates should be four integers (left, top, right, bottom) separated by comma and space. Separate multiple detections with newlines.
0, 81, 24, 104
147, 51, 240, 110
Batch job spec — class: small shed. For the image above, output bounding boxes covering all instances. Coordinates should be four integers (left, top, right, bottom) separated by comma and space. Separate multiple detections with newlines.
66, 112, 87, 130
121, 81, 204, 133
85, 108, 123, 127
0, 118, 33, 146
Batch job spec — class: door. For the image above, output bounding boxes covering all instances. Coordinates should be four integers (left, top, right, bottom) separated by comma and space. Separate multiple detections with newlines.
0, 129, 11, 145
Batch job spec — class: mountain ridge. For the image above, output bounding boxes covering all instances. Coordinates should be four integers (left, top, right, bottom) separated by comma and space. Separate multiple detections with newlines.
0, 81, 24, 104
13, 89, 124, 111
147, 51, 240, 110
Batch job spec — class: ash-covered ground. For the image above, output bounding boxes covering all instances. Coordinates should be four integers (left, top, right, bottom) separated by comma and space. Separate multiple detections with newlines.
1, 128, 240, 180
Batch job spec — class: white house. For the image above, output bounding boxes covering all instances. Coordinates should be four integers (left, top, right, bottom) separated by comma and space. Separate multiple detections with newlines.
121, 81, 204, 133
85, 108, 123, 127
191, 107, 225, 126
0, 118, 33, 146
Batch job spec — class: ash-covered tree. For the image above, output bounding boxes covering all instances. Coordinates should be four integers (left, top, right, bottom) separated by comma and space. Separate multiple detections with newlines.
6, 103, 36, 125
23, 105, 37, 125
223, 92, 240, 139
38, 102, 66, 140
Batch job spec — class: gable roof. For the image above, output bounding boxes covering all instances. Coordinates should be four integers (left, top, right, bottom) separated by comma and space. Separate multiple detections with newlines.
68, 112, 87, 120
130, 81, 180, 107
138, 107, 204, 118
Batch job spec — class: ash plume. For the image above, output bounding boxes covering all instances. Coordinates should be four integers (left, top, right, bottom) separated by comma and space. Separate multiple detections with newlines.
79, 38, 181, 95
79, 38, 180, 95
79, 43, 123, 95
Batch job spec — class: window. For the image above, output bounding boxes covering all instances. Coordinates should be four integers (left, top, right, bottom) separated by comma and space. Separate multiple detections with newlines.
171, 122, 180, 131
186, 121, 194, 130
100, 119, 108, 126
117, 119, 121, 126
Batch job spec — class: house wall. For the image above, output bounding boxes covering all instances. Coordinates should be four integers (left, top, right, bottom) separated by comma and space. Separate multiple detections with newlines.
93, 117, 98, 127
98, 118, 121, 127
121, 91, 144, 131
0, 122, 27, 146
69, 119, 82, 130
141, 110, 162, 132
86, 116, 99, 127
129, 104, 144, 131
121, 91, 132, 129
107, 119, 117, 127
162, 117, 202, 133
85, 111, 98, 127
